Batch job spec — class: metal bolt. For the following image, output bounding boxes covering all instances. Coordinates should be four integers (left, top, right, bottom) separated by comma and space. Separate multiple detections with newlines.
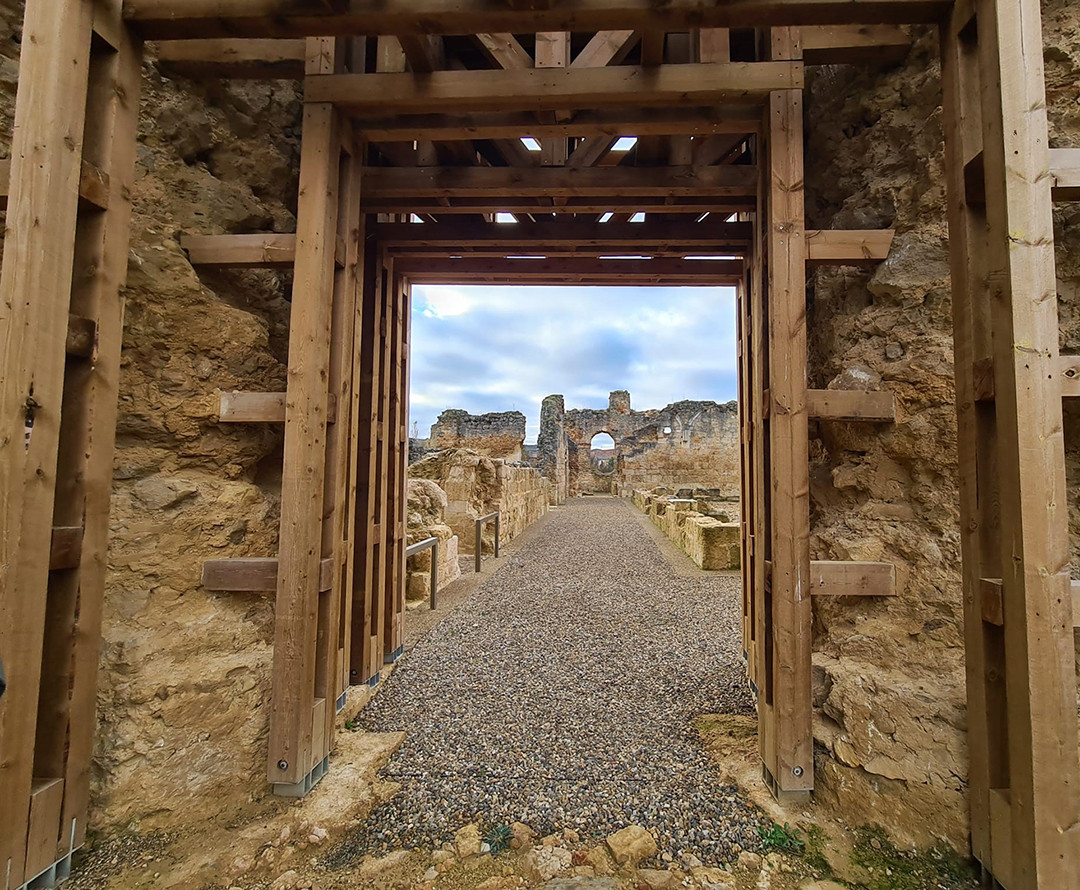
792, 766, 804, 777
277, 759, 289, 770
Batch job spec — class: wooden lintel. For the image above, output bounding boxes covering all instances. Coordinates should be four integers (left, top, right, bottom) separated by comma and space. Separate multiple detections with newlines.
801, 25, 911, 64
394, 256, 743, 285
125, 1, 954, 42
0, 158, 109, 211
155, 39, 307, 78
49, 526, 84, 571
365, 197, 755, 216
809, 560, 896, 596
805, 229, 894, 265
201, 556, 334, 592
308, 62, 800, 115
218, 391, 337, 423
1050, 147, 1080, 202
806, 389, 896, 421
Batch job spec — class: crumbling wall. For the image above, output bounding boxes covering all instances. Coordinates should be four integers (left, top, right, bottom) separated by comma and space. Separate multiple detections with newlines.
409, 449, 548, 555
538, 395, 569, 505
404, 479, 462, 603
539, 391, 740, 498
633, 488, 741, 570
804, 31, 966, 850
428, 408, 527, 462
0, 20, 304, 832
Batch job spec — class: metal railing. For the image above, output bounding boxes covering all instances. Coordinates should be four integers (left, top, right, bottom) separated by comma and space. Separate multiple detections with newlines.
405, 536, 439, 610
475, 511, 500, 573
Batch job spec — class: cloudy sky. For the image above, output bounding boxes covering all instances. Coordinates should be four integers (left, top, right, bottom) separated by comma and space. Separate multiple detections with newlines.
409, 284, 738, 443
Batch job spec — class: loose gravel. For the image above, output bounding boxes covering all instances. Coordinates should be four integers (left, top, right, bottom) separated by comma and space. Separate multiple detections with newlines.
335, 497, 761, 866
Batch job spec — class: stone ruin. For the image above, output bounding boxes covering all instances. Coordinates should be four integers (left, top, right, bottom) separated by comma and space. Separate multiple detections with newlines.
425, 409, 527, 462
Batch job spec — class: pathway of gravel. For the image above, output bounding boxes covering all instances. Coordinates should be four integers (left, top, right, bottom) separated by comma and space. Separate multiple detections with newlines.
339, 497, 760, 866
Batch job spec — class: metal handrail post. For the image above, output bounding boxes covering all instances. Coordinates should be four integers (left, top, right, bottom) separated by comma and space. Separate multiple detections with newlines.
474, 511, 500, 572
405, 535, 440, 610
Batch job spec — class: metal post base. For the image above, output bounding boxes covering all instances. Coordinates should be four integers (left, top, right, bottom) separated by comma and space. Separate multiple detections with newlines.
272, 754, 329, 799
19, 849, 74, 890
383, 645, 403, 665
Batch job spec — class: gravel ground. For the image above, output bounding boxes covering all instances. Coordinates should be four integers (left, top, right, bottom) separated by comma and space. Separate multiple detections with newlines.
335, 497, 761, 866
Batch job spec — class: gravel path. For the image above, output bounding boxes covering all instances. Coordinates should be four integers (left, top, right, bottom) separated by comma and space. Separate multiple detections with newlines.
339, 497, 761, 866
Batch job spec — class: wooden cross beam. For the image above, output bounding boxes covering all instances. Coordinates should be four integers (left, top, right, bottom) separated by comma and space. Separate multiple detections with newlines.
392, 255, 743, 285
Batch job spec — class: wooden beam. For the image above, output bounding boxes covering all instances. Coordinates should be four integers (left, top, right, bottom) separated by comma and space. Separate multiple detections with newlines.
397, 34, 443, 73
801, 24, 911, 64
218, 390, 337, 423
571, 30, 639, 68
154, 38, 306, 78
354, 105, 763, 142
475, 33, 532, 69
368, 196, 754, 216
374, 219, 753, 248
202, 557, 334, 592
66, 314, 98, 359
182, 232, 345, 268
363, 165, 758, 199
0, 157, 109, 211
1050, 147, 1080, 202
805, 228, 894, 265
809, 560, 896, 596
126, 1, 954, 40
806, 389, 896, 421
49, 526, 84, 572
307, 62, 802, 115
983, 579, 1080, 629
394, 256, 743, 283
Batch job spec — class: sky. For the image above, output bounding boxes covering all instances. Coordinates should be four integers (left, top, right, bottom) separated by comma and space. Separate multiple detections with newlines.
409, 284, 738, 443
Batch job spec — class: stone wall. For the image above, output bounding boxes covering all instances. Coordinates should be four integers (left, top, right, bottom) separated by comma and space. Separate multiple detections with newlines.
539, 391, 740, 499
409, 449, 549, 555
633, 489, 741, 570
428, 408, 527, 462
405, 479, 462, 603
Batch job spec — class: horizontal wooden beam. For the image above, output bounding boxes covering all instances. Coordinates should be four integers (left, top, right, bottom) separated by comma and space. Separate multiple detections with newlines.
807, 389, 896, 421
982, 578, 1080, 629
801, 24, 911, 64
805, 229, 894, 265
365, 196, 755, 216
124, 1, 953, 41
374, 219, 752, 249
395, 255, 743, 285
307, 62, 801, 115
363, 165, 758, 199
809, 560, 896, 596
0, 157, 109, 211
356, 106, 761, 142
49, 526, 83, 571
218, 390, 337, 423
182, 232, 346, 268
976, 354, 1080, 401
1051, 148, 1080, 202
154, 38, 306, 78
201, 556, 334, 592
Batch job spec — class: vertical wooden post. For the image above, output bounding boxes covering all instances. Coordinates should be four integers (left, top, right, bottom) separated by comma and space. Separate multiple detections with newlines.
761, 26, 812, 798
382, 270, 407, 662
535, 32, 570, 167
941, 1, 1080, 884
371, 251, 394, 676
269, 37, 342, 790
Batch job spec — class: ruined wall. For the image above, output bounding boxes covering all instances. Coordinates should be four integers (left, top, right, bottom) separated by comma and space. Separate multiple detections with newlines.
409, 449, 549, 555
538, 395, 569, 504
540, 390, 740, 499
428, 408, 527, 462
633, 489, 741, 570
804, 31, 966, 850
405, 479, 462, 603
0, 17, 304, 832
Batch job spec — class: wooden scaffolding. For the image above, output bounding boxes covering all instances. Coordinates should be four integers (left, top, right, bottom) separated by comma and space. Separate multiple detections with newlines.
0, 2, 1077, 888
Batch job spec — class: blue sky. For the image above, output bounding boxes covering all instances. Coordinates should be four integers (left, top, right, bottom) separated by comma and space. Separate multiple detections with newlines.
409, 284, 738, 443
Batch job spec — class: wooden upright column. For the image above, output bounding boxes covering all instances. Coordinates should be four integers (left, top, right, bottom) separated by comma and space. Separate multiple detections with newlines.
942, 0, 1080, 885
758, 26, 812, 798
0, 1, 142, 882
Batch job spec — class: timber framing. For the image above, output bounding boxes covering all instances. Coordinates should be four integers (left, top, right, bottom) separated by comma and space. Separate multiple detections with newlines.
2, 3, 1078, 888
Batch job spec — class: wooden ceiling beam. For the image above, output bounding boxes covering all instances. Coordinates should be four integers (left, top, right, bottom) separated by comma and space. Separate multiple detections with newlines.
125, 1, 953, 41
362, 164, 758, 199
374, 218, 753, 246
154, 38, 306, 78
364, 196, 754, 214
352, 106, 763, 142
307, 61, 801, 115
474, 33, 533, 69
801, 24, 911, 64
570, 30, 639, 68
395, 255, 743, 285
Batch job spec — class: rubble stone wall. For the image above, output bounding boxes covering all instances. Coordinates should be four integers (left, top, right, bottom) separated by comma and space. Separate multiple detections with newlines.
428, 409, 527, 462
633, 489, 741, 570
405, 479, 462, 602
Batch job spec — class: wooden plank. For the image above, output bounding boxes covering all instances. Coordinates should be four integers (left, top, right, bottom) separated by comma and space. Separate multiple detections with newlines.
269, 83, 340, 785
475, 33, 532, 70
183, 232, 297, 268
49, 526, 83, 571
125, 1, 954, 41
306, 61, 802, 114
1050, 147, 1080, 202
155, 38, 306, 78
393, 256, 744, 285
218, 390, 337, 423
356, 105, 764, 142
801, 24, 910, 63
0, 2, 96, 882
804, 228, 894, 265
0, 157, 109, 211
571, 30, 638, 68
201, 557, 334, 592
808, 561, 896, 596
806, 389, 896, 421
363, 165, 758, 199
383, 271, 406, 659
764, 26, 812, 797
367, 196, 756, 216
24, 779, 65, 882
371, 252, 394, 679
535, 31, 570, 166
